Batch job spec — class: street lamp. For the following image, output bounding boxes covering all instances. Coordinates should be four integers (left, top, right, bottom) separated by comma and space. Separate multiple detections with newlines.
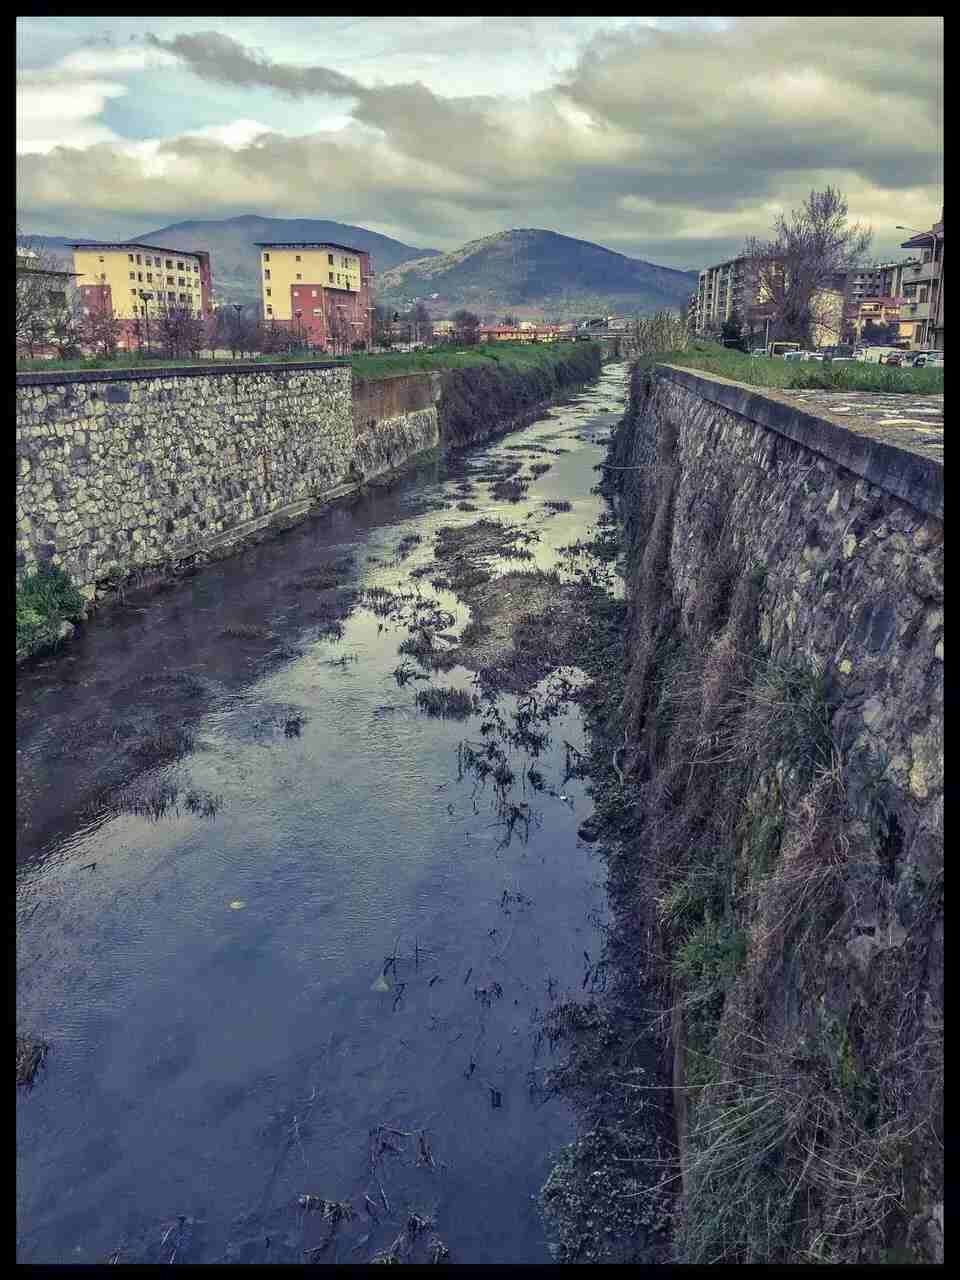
138, 290, 153, 357
231, 303, 243, 359
294, 309, 303, 351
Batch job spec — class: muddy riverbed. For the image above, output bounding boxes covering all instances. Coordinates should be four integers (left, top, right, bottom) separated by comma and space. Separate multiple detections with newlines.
17, 364, 632, 1264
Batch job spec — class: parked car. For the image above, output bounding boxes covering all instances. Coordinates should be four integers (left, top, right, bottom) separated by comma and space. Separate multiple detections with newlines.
750, 348, 768, 358
913, 351, 944, 368
782, 350, 806, 361
801, 352, 825, 361
883, 351, 904, 366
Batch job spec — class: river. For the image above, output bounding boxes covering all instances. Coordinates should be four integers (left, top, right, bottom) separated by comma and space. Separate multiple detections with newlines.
16, 362, 629, 1264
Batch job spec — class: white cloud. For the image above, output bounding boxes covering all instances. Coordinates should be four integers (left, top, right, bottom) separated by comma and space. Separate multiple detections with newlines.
17, 76, 126, 153
57, 45, 178, 75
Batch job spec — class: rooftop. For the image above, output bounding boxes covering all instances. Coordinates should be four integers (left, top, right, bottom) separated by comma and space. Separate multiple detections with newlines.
255, 241, 367, 256
70, 242, 208, 259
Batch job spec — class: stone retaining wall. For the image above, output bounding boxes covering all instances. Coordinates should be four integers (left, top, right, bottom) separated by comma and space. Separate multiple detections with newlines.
16, 350, 601, 604
18, 362, 366, 596
606, 363, 943, 1261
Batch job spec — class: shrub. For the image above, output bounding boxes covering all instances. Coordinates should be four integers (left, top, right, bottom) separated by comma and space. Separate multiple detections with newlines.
16, 564, 85, 659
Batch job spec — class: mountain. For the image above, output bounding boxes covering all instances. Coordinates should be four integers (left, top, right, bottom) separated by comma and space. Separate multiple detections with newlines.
20, 216, 440, 304
376, 228, 699, 318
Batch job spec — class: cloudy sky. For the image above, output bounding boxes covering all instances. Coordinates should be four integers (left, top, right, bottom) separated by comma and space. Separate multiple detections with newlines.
17, 15, 942, 269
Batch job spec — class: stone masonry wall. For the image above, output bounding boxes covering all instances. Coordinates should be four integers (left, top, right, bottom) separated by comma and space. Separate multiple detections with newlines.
16, 350, 599, 606
16, 362, 355, 597
607, 363, 943, 1260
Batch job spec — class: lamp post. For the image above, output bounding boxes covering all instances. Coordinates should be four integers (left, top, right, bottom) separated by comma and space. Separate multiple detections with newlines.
138, 290, 152, 358
232, 303, 243, 359
294, 309, 303, 352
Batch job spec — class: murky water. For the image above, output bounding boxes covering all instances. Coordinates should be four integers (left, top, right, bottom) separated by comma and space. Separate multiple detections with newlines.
16, 364, 629, 1264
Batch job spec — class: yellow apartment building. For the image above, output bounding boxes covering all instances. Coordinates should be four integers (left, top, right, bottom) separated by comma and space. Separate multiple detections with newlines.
71, 242, 213, 345
257, 242, 373, 349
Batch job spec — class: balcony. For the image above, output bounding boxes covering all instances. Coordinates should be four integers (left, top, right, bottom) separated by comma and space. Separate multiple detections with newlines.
909, 259, 942, 284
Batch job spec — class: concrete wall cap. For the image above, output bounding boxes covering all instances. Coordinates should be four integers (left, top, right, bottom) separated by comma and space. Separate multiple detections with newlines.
654, 364, 943, 521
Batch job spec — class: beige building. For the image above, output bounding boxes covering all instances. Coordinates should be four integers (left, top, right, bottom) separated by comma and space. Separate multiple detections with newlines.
899, 215, 944, 349
72, 242, 211, 324
257, 241, 373, 348
694, 257, 759, 333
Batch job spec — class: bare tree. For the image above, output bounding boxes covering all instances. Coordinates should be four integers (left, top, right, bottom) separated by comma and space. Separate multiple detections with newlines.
48, 291, 85, 359
16, 231, 76, 357
257, 319, 288, 357
326, 301, 353, 356
154, 303, 205, 361
79, 299, 123, 359
372, 304, 393, 350
743, 186, 871, 346
452, 309, 480, 346
413, 301, 433, 344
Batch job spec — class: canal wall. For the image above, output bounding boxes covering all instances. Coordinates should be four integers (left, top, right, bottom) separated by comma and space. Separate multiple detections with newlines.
604, 364, 943, 1262
16, 345, 603, 612
16, 361, 355, 599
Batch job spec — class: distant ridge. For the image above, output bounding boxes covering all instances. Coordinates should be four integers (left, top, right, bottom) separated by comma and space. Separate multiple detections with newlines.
376, 227, 699, 318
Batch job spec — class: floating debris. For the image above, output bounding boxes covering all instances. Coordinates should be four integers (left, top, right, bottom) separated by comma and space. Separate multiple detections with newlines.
16, 1034, 48, 1088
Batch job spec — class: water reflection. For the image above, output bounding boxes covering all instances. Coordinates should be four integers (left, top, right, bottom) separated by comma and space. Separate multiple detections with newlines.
17, 365, 629, 1264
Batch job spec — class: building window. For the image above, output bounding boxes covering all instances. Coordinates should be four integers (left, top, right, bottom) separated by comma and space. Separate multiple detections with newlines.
296, 273, 302, 280
167, 276, 174, 285
312, 308, 323, 316
129, 271, 135, 280
328, 254, 333, 265
176, 261, 184, 269
329, 272, 334, 283
265, 288, 271, 297
128, 253, 134, 262
266, 305, 273, 315
168, 291, 175, 300
136, 254, 142, 264
293, 290, 299, 298
131, 288, 137, 296
166, 259, 172, 269
137, 272, 143, 282
295, 254, 301, 262
264, 269, 270, 280
263, 252, 270, 262
311, 290, 317, 297
179, 293, 188, 302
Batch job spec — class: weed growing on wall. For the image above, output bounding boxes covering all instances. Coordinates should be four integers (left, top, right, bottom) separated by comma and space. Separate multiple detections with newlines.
597, 365, 942, 1264
16, 564, 85, 661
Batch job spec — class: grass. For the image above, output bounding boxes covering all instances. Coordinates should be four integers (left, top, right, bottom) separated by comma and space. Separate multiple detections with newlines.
16, 565, 86, 660
640, 339, 944, 394
414, 686, 478, 719
17, 340, 602, 383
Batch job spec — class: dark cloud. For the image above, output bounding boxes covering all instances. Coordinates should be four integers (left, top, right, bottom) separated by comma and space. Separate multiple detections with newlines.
20, 18, 942, 270
146, 30, 363, 99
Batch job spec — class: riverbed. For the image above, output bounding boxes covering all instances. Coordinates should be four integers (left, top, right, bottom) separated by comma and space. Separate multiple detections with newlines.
16, 363, 629, 1264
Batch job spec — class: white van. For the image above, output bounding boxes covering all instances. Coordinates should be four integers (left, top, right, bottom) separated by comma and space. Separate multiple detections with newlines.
857, 346, 901, 364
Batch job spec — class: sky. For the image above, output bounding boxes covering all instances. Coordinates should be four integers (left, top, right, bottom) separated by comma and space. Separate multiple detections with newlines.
17, 16, 943, 270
